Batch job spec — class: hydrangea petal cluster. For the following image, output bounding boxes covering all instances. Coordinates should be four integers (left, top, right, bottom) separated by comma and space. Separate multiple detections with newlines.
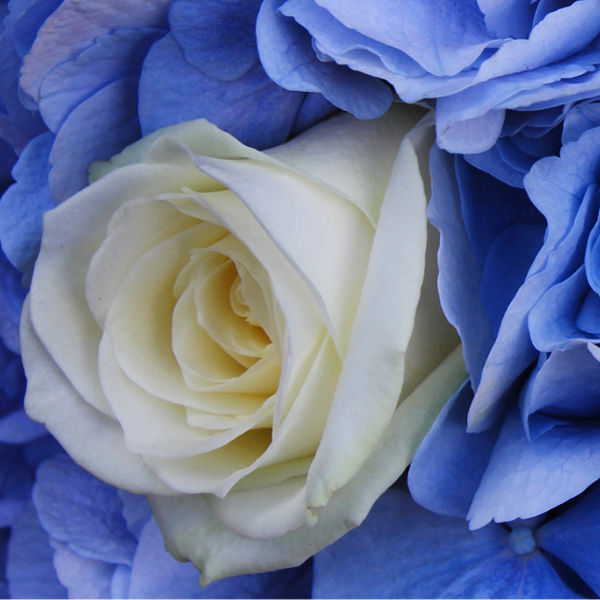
313, 481, 600, 598
256, 0, 600, 153
408, 100, 600, 533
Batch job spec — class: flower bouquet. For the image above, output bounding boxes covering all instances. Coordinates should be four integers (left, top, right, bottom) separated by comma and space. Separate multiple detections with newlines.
1, 1, 600, 598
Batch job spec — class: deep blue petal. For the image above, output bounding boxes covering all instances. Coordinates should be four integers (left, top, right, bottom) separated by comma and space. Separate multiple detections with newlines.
0, 131, 54, 272
538, 483, 600, 596
408, 381, 497, 518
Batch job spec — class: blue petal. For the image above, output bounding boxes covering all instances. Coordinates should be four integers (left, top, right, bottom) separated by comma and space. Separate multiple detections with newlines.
6, 502, 67, 598
127, 518, 203, 598
408, 381, 497, 518
0, 409, 48, 444
202, 562, 313, 598
0, 249, 26, 353
477, 0, 535, 38
470, 132, 600, 431
3, 0, 62, 59
256, 0, 392, 119
538, 483, 600, 596
52, 541, 114, 599
562, 101, 600, 144
312, 488, 578, 598
33, 453, 137, 565
0, 131, 54, 272
117, 490, 152, 540
468, 407, 600, 528
313, 0, 498, 77
169, 0, 261, 80
139, 32, 317, 150
48, 76, 140, 201
427, 148, 494, 386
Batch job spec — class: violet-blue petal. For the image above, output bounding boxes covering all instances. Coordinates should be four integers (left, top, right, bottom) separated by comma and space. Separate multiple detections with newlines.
562, 101, 600, 143
18, 0, 169, 107
111, 564, 132, 598
38, 27, 165, 133
428, 148, 493, 386
33, 453, 137, 565
256, 0, 392, 119
117, 490, 152, 540
202, 562, 313, 599
408, 381, 497, 518
0, 249, 25, 353
470, 132, 600, 431
520, 343, 600, 423
127, 518, 203, 599
0, 131, 53, 272
537, 483, 600, 595
3, 0, 62, 59
48, 76, 140, 201
0, 409, 47, 443
468, 406, 600, 529
140, 33, 311, 150
0, 23, 45, 152
169, 0, 260, 80
6, 502, 67, 598
477, 0, 535, 38
529, 267, 598, 349
312, 488, 578, 598
52, 541, 114, 599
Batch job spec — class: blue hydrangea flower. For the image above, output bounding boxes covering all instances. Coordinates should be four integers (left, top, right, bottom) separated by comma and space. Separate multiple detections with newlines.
0, 0, 335, 273
312, 483, 600, 598
408, 100, 600, 532
256, 0, 600, 153
6, 452, 313, 598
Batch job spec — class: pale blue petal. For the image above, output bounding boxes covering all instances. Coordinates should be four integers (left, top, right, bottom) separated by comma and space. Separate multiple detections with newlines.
256, 0, 392, 119
52, 541, 113, 599
468, 407, 600, 529
314, 0, 499, 76
127, 518, 203, 598
33, 453, 137, 565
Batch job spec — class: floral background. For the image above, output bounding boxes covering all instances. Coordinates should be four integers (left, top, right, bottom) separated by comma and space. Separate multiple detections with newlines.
3, 0, 600, 598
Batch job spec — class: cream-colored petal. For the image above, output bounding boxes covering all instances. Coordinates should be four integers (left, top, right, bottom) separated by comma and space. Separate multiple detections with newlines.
266, 105, 426, 225
204, 477, 313, 539
21, 300, 172, 495
86, 197, 221, 328
305, 120, 434, 509
148, 347, 466, 582
143, 429, 272, 496
191, 156, 372, 357
106, 223, 234, 411
99, 334, 275, 458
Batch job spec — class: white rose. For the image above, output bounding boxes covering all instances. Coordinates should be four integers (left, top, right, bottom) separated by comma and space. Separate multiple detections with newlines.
22, 106, 464, 581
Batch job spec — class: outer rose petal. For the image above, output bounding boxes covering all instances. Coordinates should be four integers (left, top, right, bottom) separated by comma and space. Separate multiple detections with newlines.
150, 347, 466, 582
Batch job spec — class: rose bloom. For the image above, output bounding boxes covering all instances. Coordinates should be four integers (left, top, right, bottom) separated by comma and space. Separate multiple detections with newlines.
21, 106, 463, 581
